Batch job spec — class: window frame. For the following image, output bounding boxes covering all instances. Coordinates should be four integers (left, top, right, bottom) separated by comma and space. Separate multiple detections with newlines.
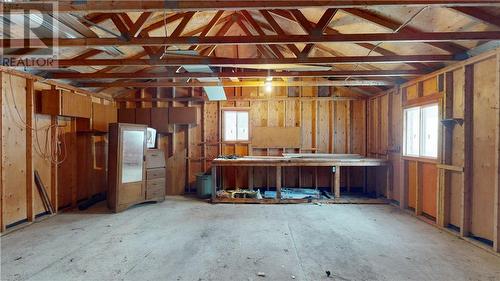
403, 102, 440, 160
221, 108, 251, 143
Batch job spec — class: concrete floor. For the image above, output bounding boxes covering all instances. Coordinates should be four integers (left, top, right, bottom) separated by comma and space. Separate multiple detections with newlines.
1, 197, 500, 281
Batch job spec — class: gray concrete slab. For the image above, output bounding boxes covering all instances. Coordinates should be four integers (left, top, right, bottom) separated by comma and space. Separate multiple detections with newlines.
1, 197, 500, 281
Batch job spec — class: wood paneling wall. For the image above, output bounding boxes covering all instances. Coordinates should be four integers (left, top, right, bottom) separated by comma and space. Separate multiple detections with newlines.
0, 69, 114, 232
369, 48, 500, 253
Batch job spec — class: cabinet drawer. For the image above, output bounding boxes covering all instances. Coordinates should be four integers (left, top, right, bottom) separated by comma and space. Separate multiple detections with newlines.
147, 168, 166, 180
146, 179, 165, 200
146, 149, 165, 169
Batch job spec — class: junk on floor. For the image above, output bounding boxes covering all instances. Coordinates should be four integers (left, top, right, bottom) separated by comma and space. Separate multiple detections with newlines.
216, 188, 333, 200
264, 188, 322, 199
216, 189, 263, 199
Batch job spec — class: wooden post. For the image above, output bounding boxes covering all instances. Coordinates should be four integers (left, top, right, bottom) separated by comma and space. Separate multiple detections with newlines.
211, 165, 217, 201
0, 71, 4, 232
386, 164, 392, 201
50, 115, 58, 211
26, 79, 34, 222
438, 71, 454, 227
461, 65, 474, 237
400, 159, 408, 210
70, 117, 78, 208
363, 166, 368, 194
248, 167, 254, 190
201, 93, 207, 172
186, 87, 192, 192
276, 166, 282, 200
330, 169, 334, 196
314, 167, 318, 190
494, 52, 500, 252
335, 165, 341, 198
415, 162, 423, 216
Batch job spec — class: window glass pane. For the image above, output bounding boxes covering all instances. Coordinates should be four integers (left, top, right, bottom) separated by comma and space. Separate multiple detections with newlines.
421, 104, 439, 158
404, 107, 420, 156
224, 111, 237, 141
236, 111, 249, 141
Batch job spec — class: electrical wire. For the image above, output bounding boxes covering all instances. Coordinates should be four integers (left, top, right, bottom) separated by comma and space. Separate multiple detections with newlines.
344, 6, 429, 82
4, 74, 67, 165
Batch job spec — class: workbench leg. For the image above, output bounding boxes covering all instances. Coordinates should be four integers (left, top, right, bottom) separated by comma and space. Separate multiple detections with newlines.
211, 166, 217, 202
314, 167, 318, 190
248, 167, 254, 191
363, 166, 368, 194
276, 166, 282, 200
330, 169, 334, 196
335, 166, 341, 198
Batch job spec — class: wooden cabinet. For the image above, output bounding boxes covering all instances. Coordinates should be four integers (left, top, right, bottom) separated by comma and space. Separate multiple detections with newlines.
151, 108, 169, 133
135, 108, 151, 126
169, 107, 198, 124
118, 108, 136, 124
76, 103, 117, 133
118, 107, 197, 129
108, 123, 147, 212
108, 124, 165, 212
93, 103, 117, 132
39, 89, 92, 118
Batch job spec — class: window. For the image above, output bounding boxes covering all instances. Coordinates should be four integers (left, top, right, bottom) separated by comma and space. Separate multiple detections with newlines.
223, 110, 249, 141
403, 104, 439, 158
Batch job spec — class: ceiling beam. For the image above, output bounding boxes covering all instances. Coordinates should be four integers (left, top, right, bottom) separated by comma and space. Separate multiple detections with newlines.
5, 1, 500, 13
49, 55, 457, 67
7, 32, 498, 48
78, 79, 395, 88
49, 69, 426, 80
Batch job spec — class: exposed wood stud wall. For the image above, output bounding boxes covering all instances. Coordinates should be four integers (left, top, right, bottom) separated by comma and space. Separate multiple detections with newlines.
0, 69, 115, 233
370, 48, 500, 253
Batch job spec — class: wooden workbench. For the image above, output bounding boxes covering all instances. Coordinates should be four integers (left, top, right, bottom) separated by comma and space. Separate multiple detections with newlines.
211, 155, 388, 202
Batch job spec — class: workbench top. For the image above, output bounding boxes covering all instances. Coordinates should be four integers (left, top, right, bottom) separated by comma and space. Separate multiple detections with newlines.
212, 155, 388, 167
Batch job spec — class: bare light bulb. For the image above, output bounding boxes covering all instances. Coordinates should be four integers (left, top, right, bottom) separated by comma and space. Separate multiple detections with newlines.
265, 81, 272, 93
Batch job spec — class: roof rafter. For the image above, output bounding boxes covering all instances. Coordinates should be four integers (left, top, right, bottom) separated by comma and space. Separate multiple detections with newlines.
240, 10, 286, 59
235, 16, 276, 58
259, 10, 302, 57
451, 7, 500, 27
128, 12, 154, 37
341, 8, 468, 54
269, 9, 433, 71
